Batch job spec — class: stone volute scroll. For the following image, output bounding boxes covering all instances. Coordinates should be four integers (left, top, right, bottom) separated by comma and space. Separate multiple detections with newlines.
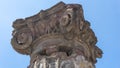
11, 1, 103, 68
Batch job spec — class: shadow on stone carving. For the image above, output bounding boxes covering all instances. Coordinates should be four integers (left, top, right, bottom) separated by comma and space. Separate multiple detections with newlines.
11, 1, 103, 68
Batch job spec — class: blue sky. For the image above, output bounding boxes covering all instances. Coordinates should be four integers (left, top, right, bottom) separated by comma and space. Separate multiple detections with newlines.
0, 0, 120, 68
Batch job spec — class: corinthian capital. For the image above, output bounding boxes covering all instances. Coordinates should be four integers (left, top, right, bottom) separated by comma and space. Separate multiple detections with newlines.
11, 1, 102, 68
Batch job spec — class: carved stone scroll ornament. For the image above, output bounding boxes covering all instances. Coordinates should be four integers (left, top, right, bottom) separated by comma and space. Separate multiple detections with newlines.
11, 2, 103, 68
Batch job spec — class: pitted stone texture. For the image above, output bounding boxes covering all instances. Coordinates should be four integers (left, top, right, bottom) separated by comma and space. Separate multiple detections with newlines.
29, 55, 94, 68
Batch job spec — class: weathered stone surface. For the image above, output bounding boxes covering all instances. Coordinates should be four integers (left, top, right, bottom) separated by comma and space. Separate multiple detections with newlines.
11, 1, 103, 68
